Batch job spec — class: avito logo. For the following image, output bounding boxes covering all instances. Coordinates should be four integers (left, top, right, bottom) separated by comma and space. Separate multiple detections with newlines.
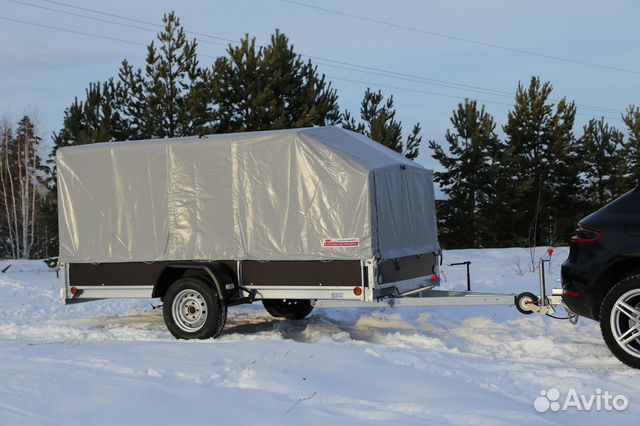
534, 388, 629, 413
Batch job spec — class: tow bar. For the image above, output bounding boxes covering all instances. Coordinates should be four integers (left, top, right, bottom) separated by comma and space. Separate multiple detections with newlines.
315, 248, 576, 324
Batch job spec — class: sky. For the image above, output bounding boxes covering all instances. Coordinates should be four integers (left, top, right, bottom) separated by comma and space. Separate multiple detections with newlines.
1, 0, 639, 171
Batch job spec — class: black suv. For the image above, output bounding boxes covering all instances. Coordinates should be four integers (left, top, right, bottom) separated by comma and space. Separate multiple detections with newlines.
562, 186, 640, 368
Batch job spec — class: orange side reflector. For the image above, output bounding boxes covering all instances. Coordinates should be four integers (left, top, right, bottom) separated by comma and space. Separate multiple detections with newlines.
70, 287, 78, 296
353, 287, 363, 296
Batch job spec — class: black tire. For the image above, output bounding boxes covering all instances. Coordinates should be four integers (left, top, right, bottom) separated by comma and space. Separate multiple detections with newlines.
516, 292, 538, 315
163, 277, 227, 340
262, 299, 313, 320
600, 275, 640, 369
215, 304, 228, 337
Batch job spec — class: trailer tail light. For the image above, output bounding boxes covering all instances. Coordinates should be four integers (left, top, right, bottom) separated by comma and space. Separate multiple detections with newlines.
571, 224, 603, 243
353, 287, 362, 296
563, 290, 580, 297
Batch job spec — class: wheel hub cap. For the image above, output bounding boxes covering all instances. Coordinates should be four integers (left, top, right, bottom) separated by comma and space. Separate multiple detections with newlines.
172, 289, 208, 333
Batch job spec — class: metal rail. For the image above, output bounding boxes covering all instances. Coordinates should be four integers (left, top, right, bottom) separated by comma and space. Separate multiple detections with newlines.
315, 251, 568, 314
313, 290, 516, 308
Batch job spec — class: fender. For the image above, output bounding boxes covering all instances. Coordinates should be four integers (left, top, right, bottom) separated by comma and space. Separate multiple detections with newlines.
153, 263, 236, 300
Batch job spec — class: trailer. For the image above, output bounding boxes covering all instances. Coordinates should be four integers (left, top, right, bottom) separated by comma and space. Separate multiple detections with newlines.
57, 126, 569, 339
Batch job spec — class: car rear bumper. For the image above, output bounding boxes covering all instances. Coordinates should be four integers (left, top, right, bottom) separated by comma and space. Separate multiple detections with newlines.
561, 261, 597, 319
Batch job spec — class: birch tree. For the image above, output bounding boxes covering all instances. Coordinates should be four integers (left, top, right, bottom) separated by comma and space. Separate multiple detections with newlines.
0, 116, 48, 259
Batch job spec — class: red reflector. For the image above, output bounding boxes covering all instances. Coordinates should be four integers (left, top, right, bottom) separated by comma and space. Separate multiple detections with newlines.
431, 274, 439, 281
547, 248, 554, 257
563, 290, 580, 297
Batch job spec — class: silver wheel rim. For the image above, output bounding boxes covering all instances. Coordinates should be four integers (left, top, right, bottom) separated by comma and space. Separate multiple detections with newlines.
172, 289, 208, 333
610, 288, 640, 358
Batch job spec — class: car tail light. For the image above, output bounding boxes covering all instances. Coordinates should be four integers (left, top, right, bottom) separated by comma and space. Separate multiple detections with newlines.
571, 224, 603, 243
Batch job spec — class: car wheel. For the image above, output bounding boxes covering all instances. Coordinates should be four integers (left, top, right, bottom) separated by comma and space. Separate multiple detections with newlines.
263, 299, 313, 320
600, 275, 640, 368
163, 277, 227, 339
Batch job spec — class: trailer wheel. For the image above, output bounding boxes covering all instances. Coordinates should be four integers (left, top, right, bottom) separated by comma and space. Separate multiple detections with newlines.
516, 292, 538, 315
263, 299, 313, 320
600, 275, 640, 369
163, 277, 227, 339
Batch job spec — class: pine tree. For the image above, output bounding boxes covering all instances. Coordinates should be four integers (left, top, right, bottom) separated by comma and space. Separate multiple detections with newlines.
503, 76, 580, 247
119, 11, 213, 138
51, 80, 127, 149
578, 117, 628, 210
212, 30, 339, 132
490, 142, 521, 247
622, 105, 640, 187
428, 100, 502, 248
343, 88, 421, 159
212, 35, 263, 132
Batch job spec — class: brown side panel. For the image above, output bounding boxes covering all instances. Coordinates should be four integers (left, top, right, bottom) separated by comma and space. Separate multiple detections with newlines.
68, 260, 361, 288
68, 261, 237, 286
377, 253, 437, 284
242, 260, 362, 287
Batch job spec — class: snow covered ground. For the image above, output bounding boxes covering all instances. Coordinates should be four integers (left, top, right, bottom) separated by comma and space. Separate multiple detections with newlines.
0, 247, 638, 425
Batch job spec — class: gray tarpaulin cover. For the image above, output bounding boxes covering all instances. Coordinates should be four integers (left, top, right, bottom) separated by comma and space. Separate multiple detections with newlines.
57, 127, 439, 263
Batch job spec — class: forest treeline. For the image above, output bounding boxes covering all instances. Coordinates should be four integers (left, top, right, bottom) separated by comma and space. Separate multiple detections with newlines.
2, 12, 638, 258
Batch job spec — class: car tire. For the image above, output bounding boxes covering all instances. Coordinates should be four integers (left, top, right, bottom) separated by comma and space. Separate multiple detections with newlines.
600, 275, 640, 369
163, 277, 227, 340
263, 299, 314, 320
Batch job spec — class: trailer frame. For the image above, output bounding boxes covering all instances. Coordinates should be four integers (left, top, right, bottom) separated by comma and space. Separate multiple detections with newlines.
61, 253, 568, 318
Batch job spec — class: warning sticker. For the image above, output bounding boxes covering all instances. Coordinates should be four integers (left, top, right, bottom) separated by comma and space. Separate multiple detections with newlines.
322, 238, 360, 247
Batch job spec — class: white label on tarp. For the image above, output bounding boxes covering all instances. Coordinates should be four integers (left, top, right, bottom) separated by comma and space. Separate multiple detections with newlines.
322, 238, 360, 247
